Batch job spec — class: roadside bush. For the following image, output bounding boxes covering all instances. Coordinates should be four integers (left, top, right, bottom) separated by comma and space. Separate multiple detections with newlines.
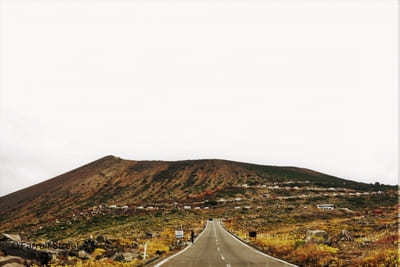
290, 243, 338, 266
350, 248, 399, 267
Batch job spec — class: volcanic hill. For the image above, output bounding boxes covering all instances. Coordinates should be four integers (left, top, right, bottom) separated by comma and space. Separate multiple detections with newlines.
0, 155, 390, 230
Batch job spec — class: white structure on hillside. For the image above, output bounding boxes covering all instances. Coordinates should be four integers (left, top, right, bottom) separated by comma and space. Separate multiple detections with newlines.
184, 206, 191, 210
317, 204, 334, 210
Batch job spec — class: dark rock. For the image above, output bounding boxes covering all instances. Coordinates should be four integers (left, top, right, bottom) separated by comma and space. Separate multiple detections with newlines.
96, 236, 106, 243
156, 250, 166, 255
113, 253, 125, 262
79, 239, 97, 254
104, 249, 116, 258
68, 250, 79, 257
0, 241, 52, 265
145, 232, 153, 239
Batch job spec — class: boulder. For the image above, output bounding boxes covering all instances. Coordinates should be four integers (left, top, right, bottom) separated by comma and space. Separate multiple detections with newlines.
122, 252, 138, 261
338, 230, 353, 241
113, 253, 125, 262
0, 241, 52, 265
305, 230, 329, 244
78, 250, 91, 260
79, 239, 97, 254
96, 236, 106, 243
111, 250, 139, 262
156, 250, 166, 256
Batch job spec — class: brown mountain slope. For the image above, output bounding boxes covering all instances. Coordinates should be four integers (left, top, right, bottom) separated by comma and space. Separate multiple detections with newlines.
0, 155, 383, 229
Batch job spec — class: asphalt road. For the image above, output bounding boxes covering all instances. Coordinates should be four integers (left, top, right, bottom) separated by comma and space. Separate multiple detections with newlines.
155, 220, 296, 267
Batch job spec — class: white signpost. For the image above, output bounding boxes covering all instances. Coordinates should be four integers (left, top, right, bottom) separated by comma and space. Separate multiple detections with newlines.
143, 242, 148, 260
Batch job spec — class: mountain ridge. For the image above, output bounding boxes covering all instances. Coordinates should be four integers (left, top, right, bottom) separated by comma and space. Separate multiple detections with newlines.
0, 155, 393, 231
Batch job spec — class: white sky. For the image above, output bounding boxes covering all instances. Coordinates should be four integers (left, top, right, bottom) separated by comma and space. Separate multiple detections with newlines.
0, 0, 398, 196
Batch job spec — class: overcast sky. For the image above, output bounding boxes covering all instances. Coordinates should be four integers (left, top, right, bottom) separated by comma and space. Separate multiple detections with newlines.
0, 0, 398, 197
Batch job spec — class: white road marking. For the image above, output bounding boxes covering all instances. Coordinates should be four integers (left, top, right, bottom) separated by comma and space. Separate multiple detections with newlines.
154, 221, 209, 267
217, 222, 297, 267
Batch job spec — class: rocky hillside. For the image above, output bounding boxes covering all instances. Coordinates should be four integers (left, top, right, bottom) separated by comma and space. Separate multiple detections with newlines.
0, 155, 391, 230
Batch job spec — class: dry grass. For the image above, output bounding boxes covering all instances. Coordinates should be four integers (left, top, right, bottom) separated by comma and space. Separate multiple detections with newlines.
227, 204, 399, 266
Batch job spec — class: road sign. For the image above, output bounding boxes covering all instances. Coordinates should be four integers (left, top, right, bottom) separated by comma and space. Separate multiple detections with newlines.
175, 230, 184, 239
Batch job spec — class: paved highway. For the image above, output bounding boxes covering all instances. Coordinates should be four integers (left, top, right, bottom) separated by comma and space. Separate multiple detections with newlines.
155, 220, 296, 267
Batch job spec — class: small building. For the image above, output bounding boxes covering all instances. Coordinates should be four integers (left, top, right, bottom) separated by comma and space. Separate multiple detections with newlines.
242, 184, 248, 188
317, 204, 334, 210
194, 207, 201, 210
244, 206, 251, 209
109, 205, 117, 209
234, 206, 241, 209
183, 206, 191, 210
137, 206, 144, 210
203, 207, 209, 209
235, 197, 242, 201
146, 206, 154, 210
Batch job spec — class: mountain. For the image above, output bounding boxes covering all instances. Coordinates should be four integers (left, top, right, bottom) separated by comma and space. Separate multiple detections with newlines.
0, 155, 390, 230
